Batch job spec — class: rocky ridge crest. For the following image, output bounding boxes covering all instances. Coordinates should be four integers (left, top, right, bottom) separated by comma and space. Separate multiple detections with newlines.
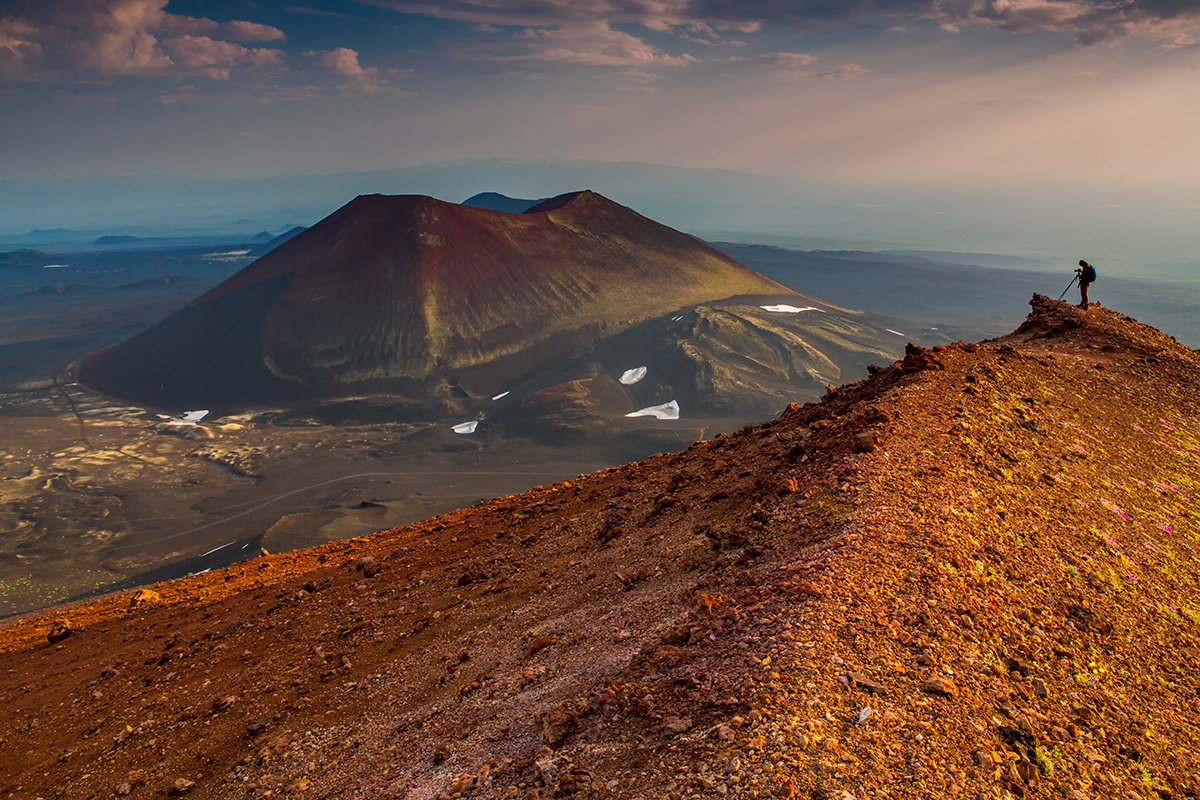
2, 295, 1198, 800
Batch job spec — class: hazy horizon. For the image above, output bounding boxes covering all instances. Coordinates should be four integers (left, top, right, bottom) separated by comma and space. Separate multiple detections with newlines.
2, 1, 1197, 282
2, 157, 1196, 286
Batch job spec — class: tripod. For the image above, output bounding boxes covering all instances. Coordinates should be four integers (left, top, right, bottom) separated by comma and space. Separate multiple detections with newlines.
1058, 272, 1079, 300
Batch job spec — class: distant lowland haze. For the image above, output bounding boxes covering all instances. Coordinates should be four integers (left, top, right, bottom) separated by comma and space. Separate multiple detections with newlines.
0, 1, 1197, 284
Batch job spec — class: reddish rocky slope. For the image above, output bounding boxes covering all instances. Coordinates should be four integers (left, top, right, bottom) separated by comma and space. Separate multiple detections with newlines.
4, 295, 1199, 800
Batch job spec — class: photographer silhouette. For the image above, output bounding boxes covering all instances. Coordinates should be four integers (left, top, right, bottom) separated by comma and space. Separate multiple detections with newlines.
1076, 259, 1097, 309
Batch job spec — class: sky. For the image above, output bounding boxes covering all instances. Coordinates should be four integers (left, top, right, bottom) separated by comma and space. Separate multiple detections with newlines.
1, 1, 1198, 272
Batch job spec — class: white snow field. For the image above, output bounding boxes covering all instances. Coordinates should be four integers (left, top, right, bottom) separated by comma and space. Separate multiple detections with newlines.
451, 420, 480, 434
156, 410, 210, 424
203, 250, 253, 261
625, 400, 680, 420
619, 366, 648, 385
760, 304, 822, 313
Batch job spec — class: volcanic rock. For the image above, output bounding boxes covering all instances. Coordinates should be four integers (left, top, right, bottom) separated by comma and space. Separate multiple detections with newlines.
661, 716, 694, 735
127, 588, 161, 609
152, 422, 212, 441
900, 341, 943, 373
168, 777, 195, 795
922, 677, 957, 697
46, 619, 71, 643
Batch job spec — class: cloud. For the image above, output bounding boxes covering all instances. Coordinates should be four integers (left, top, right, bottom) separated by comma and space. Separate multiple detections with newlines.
285, 6, 360, 23
376, 0, 1200, 48
764, 51, 818, 68
813, 63, 871, 80
771, 60, 871, 82
507, 22, 698, 67
372, 1, 716, 66
369, 1, 715, 67
738, 0, 1200, 45
607, 68, 667, 92
313, 47, 372, 79
216, 20, 287, 44
157, 15, 284, 43
164, 35, 284, 80
371, 1, 707, 31
763, 51, 826, 81
927, 0, 1200, 44
0, 18, 41, 74
0, 0, 285, 81
307, 47, 413, 94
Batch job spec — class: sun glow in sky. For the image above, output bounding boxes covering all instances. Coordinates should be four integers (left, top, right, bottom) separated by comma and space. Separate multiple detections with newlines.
1, 1, 1198, 271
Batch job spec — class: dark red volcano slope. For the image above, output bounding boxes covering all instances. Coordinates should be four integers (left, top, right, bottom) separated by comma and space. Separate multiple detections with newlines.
78, 191, 796, 409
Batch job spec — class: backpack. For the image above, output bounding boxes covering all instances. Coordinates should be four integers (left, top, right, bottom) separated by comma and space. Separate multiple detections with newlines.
1080, 262, 1096, 283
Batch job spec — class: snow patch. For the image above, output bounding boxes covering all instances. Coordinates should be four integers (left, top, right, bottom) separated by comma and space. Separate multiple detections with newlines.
200, 541, 235, 558
452, 420, 480, 434
761, 304, 822, 313
626, 400, 680, 420
619, 366, 647, 385
42, 264, 68, 269
671, 315, 684, 321
157, 409, 209, 425
491, 391, 509, 401
886, 329, 906, 337
203, 250, 253, 262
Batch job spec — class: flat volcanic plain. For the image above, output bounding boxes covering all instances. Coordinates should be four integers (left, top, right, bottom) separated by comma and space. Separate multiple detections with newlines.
0, 377, 702, 617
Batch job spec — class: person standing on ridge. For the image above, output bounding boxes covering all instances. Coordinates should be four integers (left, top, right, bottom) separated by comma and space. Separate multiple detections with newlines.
1077, 259, 1097, 309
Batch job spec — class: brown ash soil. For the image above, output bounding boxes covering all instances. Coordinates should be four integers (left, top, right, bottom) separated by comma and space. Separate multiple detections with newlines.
1, 295, 1198, 800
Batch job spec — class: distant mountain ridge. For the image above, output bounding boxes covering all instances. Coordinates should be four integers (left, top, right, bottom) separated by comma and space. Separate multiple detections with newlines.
461, 192, 542, 212
248, 225, 307, 255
